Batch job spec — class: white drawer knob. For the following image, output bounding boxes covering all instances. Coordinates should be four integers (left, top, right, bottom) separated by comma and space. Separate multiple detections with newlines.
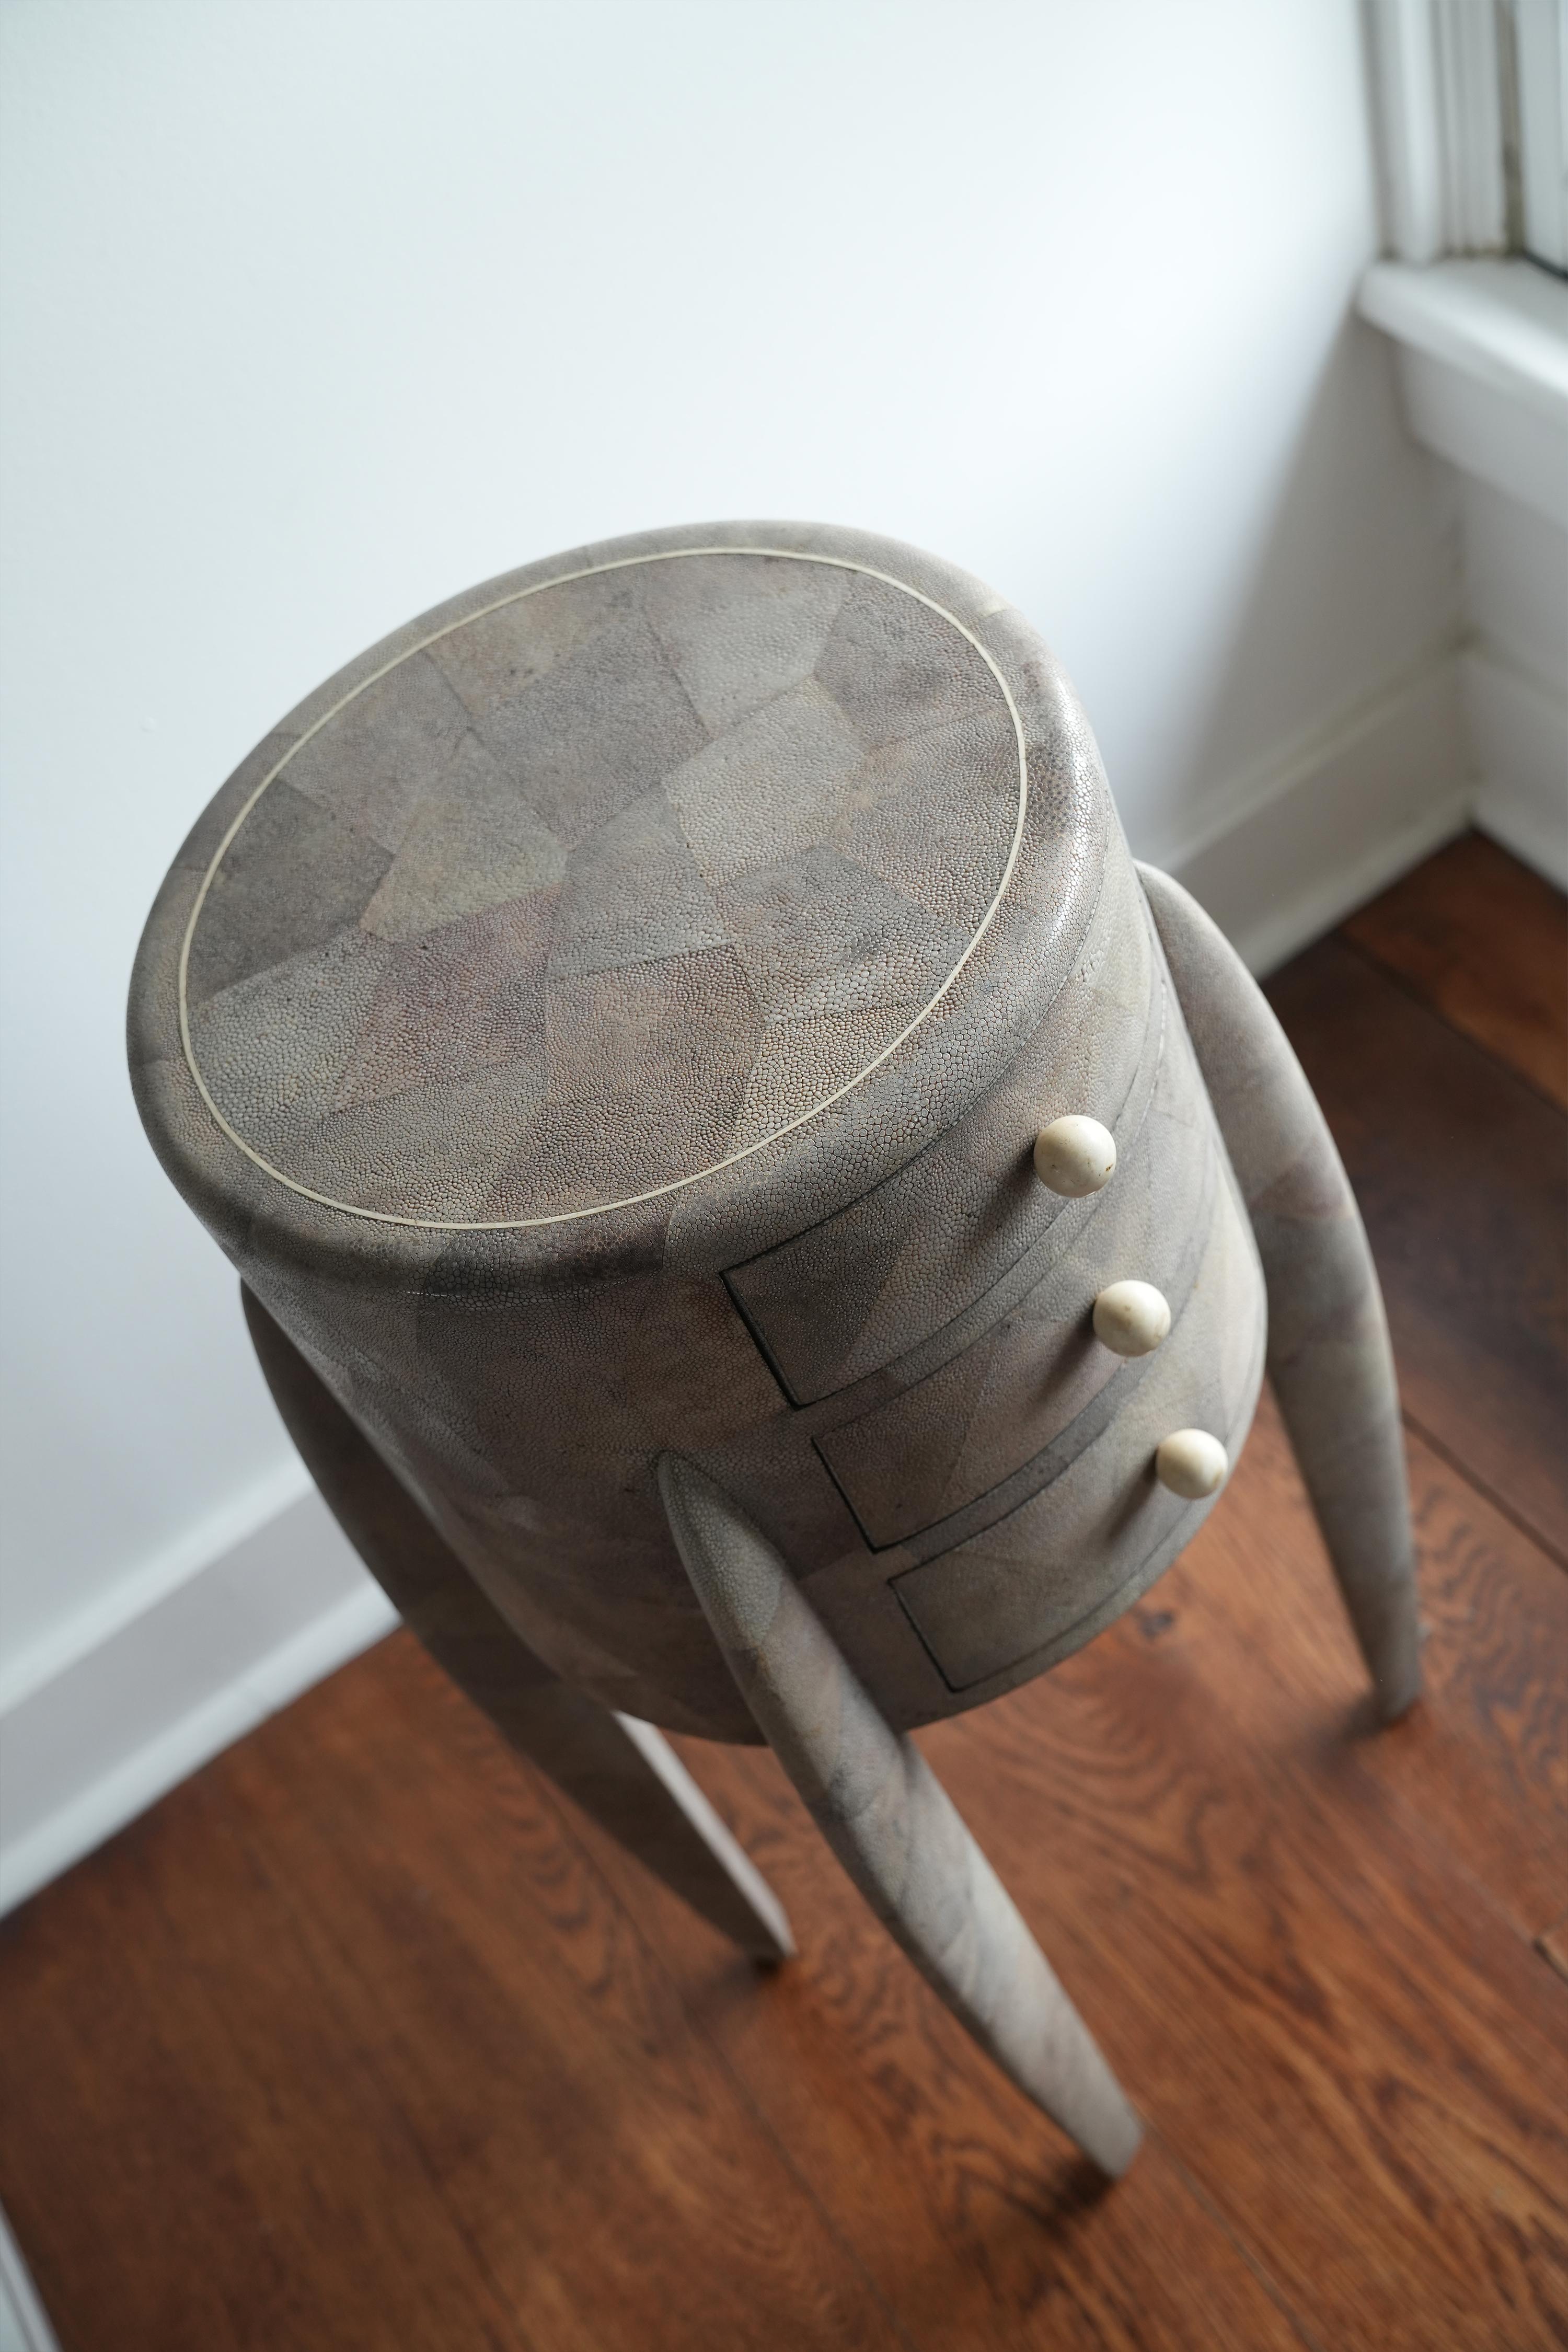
1155, 1428, 1229, 1499
1093, 1280, 1171, 1357
1033, 1114, 1116, 1196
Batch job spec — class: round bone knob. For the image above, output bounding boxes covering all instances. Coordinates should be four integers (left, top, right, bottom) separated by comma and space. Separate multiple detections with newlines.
1155, 1429, 1229, 1500
1033, 1114, 1116, 1197
1093, 1279, 1171, 1357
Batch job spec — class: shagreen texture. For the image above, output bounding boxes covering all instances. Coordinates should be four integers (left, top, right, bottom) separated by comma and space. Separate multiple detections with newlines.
659, 1453, 1143, 2176
1139, 863, 1422, 1719
127, 518, 1420, 2177
244, 1288, 793, 1962
130, 524, 1265, 1744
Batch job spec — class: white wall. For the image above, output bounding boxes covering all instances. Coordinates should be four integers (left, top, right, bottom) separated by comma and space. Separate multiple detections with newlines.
0, 0, 1469, 1903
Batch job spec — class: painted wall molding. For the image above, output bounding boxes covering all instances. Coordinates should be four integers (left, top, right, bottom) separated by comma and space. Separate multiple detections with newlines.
1466, 641, 1568, 886
1358, 257, 1568, 524
0, 1485, 394, 1916
1358, 256, 1567, 891
1155, 635, 1473, 970
0, 1455, 313, 1720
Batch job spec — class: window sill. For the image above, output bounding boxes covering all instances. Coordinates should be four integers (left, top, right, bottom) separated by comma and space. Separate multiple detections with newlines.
1357, 258, 1568, 525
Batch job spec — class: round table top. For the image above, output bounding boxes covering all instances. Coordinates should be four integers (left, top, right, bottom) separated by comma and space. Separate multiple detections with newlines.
177, 532, 1029, 1231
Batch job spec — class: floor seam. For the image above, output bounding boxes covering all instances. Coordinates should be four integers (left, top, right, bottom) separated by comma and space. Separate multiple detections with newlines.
1331, 927, 1568, 1121
1401, 1407, 1568, 1574
1145, 2126, 1328, 2352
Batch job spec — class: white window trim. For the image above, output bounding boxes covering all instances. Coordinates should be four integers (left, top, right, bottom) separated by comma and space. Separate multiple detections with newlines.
1359, 253, 1568, 423
1367, 0, 1510, 262
1361, 2, 1568, 525
1515, 0, 1567, 268
1358, 256, 1568, 522
1368, 0, 1568, 270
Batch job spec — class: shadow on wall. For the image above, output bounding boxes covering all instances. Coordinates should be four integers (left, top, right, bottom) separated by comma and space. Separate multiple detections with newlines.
1133, 317, 1468, 967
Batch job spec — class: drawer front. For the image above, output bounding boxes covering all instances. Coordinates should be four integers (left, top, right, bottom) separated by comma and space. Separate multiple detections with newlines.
815, 1008, 1211, 1548
891, 1163, 1264, 1692
725, 850, 1157, 1403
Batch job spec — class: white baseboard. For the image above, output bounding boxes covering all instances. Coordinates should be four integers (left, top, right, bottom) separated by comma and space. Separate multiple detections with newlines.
1464, 645, 1568, 890
2, 633, 1550, 1924
1150, 642, 1474, 972
0, 1485, 395, 1916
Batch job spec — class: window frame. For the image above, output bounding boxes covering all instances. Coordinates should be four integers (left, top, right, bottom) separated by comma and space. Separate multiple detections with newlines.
1367, 0, 1567, 271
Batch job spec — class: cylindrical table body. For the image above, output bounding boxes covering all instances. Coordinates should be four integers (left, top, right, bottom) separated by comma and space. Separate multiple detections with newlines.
130, 521, 1264, 1742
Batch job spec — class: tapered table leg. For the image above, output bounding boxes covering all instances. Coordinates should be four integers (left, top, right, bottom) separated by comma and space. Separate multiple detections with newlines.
243, 1288, 793, 1962
1139, 864, 1422, 1720
659, 1454, 1143, 2177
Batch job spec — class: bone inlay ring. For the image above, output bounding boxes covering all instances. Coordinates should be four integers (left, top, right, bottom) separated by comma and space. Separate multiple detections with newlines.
1092, 1279, 1171, 1358
1033, 1114, 1116, 1197
1155, 1428, 1229, 1499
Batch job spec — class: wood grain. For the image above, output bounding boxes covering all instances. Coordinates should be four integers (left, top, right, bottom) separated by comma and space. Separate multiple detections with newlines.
948, 1650, 1568, 2352
1169, 1390, 1568, 1938
0, 1777, 533, 2352
1342, 831, 1568, 1109
1539, 1918, 1568, 1987
0, 1653, 909, 2352
1267, 935, 1568, 1562
245, 1658, 906, 2352
579, 1750, 1312, 2352
3, 835, 1565, 2351
642, 1394, 1568, 2352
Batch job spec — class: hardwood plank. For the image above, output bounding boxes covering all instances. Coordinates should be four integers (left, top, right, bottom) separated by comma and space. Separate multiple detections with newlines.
0, 1648, 1314, 2352
563, 1758, 1316, 2352
248, 1652, 911, 2352
1267, 936, 1568, 1561
0, 1781, 534, 2352
340, 1646, 1313, 2352
625, 1401, 1568, 2352
1341, 832, 1568, 1110
0, 1646, 910, 2352
652, 1688, 1568, 2352
5, 830, 1564, 2352
935, 1410, 1568, 2352
944, 1656, 1568, 2352
1159, 1389, 1568, 1938
1539, 1919, 1568, 1988
16, 1358, 1535, 2350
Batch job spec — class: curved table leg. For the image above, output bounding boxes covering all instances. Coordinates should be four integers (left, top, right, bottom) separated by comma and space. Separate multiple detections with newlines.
1138, 864, 1422, 1720
243, 1287, 793, 1963
658, 1454, 1143, 2176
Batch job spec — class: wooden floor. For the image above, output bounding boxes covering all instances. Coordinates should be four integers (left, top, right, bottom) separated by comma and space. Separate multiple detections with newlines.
3, 831, 1565, 2352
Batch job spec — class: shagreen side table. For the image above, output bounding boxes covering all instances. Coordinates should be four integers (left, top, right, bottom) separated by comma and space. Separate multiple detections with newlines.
130, 522, 1421, 2179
